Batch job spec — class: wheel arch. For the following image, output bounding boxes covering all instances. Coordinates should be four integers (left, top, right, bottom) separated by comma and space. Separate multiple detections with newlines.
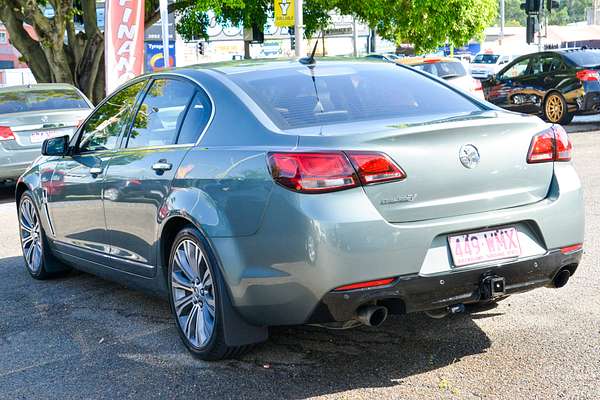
158, 213, 268, 347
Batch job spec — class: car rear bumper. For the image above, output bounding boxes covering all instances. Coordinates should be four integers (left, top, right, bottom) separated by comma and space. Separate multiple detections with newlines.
0, 142, 39, 180
211, 163, 584, 326
308, 249, 582, 323
577, 91, 600, 114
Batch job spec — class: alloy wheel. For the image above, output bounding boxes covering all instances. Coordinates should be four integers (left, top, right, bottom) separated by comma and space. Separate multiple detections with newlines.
545, 94, 564, 123
171, 239, 216, 348
19, 197, 42, 273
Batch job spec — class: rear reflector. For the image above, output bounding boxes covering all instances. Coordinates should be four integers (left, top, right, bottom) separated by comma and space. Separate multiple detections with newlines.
268, 151, 405, 193
0, 126, 15, 141
576, 69, 600, 82
267, 152, 358, 193
334, 278, 395, 291
346, 151, 406, 184
527, 125, 572, 163
560, 244, 583, 254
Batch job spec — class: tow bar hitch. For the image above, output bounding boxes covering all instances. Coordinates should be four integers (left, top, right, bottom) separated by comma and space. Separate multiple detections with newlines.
481, 276, 506, 299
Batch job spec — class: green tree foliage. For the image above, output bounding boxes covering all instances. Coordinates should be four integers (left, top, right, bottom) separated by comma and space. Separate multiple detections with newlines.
177, 0, 497, 52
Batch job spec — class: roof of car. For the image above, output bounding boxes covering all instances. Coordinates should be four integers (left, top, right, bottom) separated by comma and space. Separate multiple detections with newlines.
396, 56, 459, 66
187, 57, 392, 75
0, 83, 80, 93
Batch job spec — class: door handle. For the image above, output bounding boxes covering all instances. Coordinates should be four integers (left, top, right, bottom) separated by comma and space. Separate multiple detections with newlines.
152, 161, 172, 172
90, 167, 103, 176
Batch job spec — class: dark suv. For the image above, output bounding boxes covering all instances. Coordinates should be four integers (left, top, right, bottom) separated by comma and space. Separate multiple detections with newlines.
482, 48, 600, 124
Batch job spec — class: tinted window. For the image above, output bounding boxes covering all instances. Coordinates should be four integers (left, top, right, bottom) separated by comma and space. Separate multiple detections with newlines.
127, 79, 195, 148
472, 54, 500, 64
499, 58, 530, 80
229, 64, 482, 129
531, 56, 562, 75
177, 91, 212, 144
78, 81, 146, 153
0, 88, 89, 114
563, 50, 600, 67
413, 61, 466, 79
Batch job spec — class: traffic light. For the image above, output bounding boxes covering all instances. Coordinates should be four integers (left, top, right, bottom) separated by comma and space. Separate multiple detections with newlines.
197, 42, 204, 55
546, 0, 559, 11
288, 27, 295, 50
526, 15, 538, 44
520, 0, 541, 13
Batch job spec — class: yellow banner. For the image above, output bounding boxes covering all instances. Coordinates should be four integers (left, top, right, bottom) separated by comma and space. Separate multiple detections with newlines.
274, 0, 294, 27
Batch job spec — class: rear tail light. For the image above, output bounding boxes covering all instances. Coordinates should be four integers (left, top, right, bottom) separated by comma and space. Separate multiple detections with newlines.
576, 69, 600, 82
527, 125, 572, 163
0, 126, 15, 141
334, 277, 396, 291
267, 152, 359, 193
267, 151, 405, 193
346, 151, 406, 184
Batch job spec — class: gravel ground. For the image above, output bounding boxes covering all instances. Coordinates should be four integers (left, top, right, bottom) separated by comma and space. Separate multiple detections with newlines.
0, 133, 599, 399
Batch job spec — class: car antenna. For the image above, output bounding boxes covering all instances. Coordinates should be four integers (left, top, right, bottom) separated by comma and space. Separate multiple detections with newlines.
299, 31, 322, 66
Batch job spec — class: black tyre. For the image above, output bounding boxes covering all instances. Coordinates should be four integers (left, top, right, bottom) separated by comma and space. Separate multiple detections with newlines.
18, 191, 70, 280
544, 92, 573, 125
168, 226, 247, 360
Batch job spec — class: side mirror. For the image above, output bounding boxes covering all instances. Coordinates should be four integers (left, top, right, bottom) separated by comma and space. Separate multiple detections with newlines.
42, 135, 69, 156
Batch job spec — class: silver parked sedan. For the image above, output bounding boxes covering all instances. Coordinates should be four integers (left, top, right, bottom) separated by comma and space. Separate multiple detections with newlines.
0, 83, 92, 183
16, 61, 584, 360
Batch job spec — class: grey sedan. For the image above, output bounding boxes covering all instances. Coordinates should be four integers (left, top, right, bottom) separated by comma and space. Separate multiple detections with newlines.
15, 60, 584, 360
0, 83, 92, 183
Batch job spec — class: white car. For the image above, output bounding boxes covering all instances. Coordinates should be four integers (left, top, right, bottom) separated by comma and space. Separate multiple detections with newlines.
397, 57, 485, 100
470, 53, 517, 80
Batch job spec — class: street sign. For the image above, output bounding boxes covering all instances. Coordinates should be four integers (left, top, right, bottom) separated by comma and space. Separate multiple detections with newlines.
274, 0, 294, 27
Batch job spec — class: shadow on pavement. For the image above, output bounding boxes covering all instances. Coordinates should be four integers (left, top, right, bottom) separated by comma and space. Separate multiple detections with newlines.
0, 249, 493, 399
0, 185, 15, 205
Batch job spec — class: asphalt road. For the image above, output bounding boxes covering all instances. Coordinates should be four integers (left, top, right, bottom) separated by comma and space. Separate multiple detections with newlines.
1, 133, 599, 400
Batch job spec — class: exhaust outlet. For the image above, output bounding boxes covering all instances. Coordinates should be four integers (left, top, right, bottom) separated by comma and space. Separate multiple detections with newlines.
552, 268, 571, 288
356, 305, 388, 327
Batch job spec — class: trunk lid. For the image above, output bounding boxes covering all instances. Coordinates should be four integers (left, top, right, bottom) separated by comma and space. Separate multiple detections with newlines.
295, 111, 553, 223
0, 109, 90, 150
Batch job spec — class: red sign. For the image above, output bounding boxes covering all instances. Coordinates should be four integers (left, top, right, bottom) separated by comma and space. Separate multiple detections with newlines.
104, 0, 145, 94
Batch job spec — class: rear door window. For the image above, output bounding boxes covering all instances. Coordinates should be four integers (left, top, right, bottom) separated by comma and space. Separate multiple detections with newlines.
0, 88, 90, 114
530, 56, 563, 75
177, 90, 212, 144
77, 81, 146, 153
230, 64, 482, 130
126, 78, 196, 148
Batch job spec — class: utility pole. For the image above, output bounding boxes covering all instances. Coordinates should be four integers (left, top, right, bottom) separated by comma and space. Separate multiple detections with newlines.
294, 0, 305, 57
499, 0, 505, 46
352, 16, 358, 57
159, 0, 170, 68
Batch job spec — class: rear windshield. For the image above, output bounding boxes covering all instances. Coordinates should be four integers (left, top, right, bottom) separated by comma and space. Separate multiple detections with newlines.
412, 61, 467, 79
0, 88, 89, 114
563, 50, 600, 67
472, 54, 500, 64
229, 64, 482, 129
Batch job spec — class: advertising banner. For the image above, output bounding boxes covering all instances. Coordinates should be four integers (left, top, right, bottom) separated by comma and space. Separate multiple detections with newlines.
145, 41, 176, 72
105, 0, 145, 94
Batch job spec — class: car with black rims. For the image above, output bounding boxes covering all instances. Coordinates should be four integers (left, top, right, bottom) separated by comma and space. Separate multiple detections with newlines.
482, 48, 600, 125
